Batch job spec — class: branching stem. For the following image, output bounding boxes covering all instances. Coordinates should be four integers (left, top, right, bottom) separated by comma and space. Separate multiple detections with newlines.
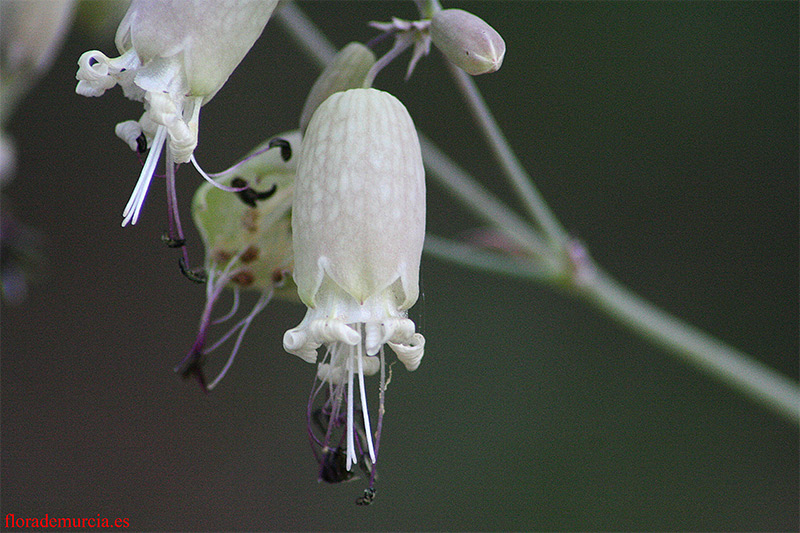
276, 1, 799, 425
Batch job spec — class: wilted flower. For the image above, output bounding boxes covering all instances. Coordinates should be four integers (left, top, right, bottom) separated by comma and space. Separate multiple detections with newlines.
75, 0, 277, 226
175, 131, 300, 391
430, 8, 505, 75
283, 88, 426, 504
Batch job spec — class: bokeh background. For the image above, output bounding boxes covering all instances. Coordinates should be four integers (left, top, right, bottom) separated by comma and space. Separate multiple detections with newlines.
2, 1, 797, 531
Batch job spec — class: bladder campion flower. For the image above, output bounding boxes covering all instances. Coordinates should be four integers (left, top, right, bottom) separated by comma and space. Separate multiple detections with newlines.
283, 88, 426, 504
176, 132, 300, 391
75, 0, 277, 226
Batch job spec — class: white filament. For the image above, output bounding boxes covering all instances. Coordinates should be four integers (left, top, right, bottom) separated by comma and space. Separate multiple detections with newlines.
358, 333, 377, 465
122, 124, 166, 226
346, 354, 355, 470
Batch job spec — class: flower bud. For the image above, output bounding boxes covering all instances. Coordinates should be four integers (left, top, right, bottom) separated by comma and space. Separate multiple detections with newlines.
430, 8, 505, 75
299, 42, 376, 133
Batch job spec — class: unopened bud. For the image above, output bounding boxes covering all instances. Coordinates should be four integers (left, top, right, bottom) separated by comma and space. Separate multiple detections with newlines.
299, 42, 376, 132
430, 9, 505, 75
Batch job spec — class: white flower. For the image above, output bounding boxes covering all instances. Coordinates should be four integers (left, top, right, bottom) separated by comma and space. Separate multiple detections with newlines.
283, 88, 425, 501
177, 131, 300, 391
75, 0, 277, 226
2, 0, 76, 183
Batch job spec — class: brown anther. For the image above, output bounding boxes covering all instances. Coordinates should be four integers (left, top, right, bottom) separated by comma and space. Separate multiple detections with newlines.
240, 245, 259, 263
241, 210, 259, 233
231, 270, 255, 287
271, 268, 285, 284
212, 249, 233, 264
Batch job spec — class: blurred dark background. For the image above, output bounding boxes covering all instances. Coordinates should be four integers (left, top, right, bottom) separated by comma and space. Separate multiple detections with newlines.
2, 1, 797, 531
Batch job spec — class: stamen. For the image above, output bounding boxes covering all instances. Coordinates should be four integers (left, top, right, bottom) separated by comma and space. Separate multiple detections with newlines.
364, 33, 413, 87
202, 285, 256, 351
191, 154, 250, 193
377, 347, 387, 448
365, 27, 395, 50
308, 382, 330, 449
356, 487, 376, 506
268, 137, 292, 162
320, 446, 354, 484
179, 257, 207, 283
206, 289, 273, 390
357, 328, 377, 464
136, 134, 147, 154
122, 124, 167, 226
163, 144, 191, 268
189, 154, 248, 192
161, 233, 186, 248
346, 354, 356, 470
201, 145, 272, 179
211, 286, 240, 325
231, 177, 277, 208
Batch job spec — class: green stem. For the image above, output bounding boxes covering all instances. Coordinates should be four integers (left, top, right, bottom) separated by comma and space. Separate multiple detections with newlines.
445, 61, 569, 246
580, 270, 800, 423
424, 234, 557, 282
276, 1, 799, 425
418, 133, 554, 261
275, 2, 336, 69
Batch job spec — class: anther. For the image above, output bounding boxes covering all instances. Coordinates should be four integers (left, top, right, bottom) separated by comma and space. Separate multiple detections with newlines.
135, 133, 148, 154
319, 447, 355, 484
356, 487, 376, 506
271, 268, 286, 285
268, 137, 292, 162
161, 232, 186, 248
231, 177, 278, 208
231, 270, 255, 287
240, 245, 259, 264
179, 258, 207, 283
173, 351, 209, 393
255, 183, 277, 201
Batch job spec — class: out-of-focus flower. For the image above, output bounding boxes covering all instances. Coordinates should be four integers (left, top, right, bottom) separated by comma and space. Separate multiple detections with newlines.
283, 88, 426, 504
429, 8, 505, 75
1, 0, 76, 128
175, 131, 300, 391
1, 203, 46, 305
75, 0, 277, 226
1, 0, 76, 304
